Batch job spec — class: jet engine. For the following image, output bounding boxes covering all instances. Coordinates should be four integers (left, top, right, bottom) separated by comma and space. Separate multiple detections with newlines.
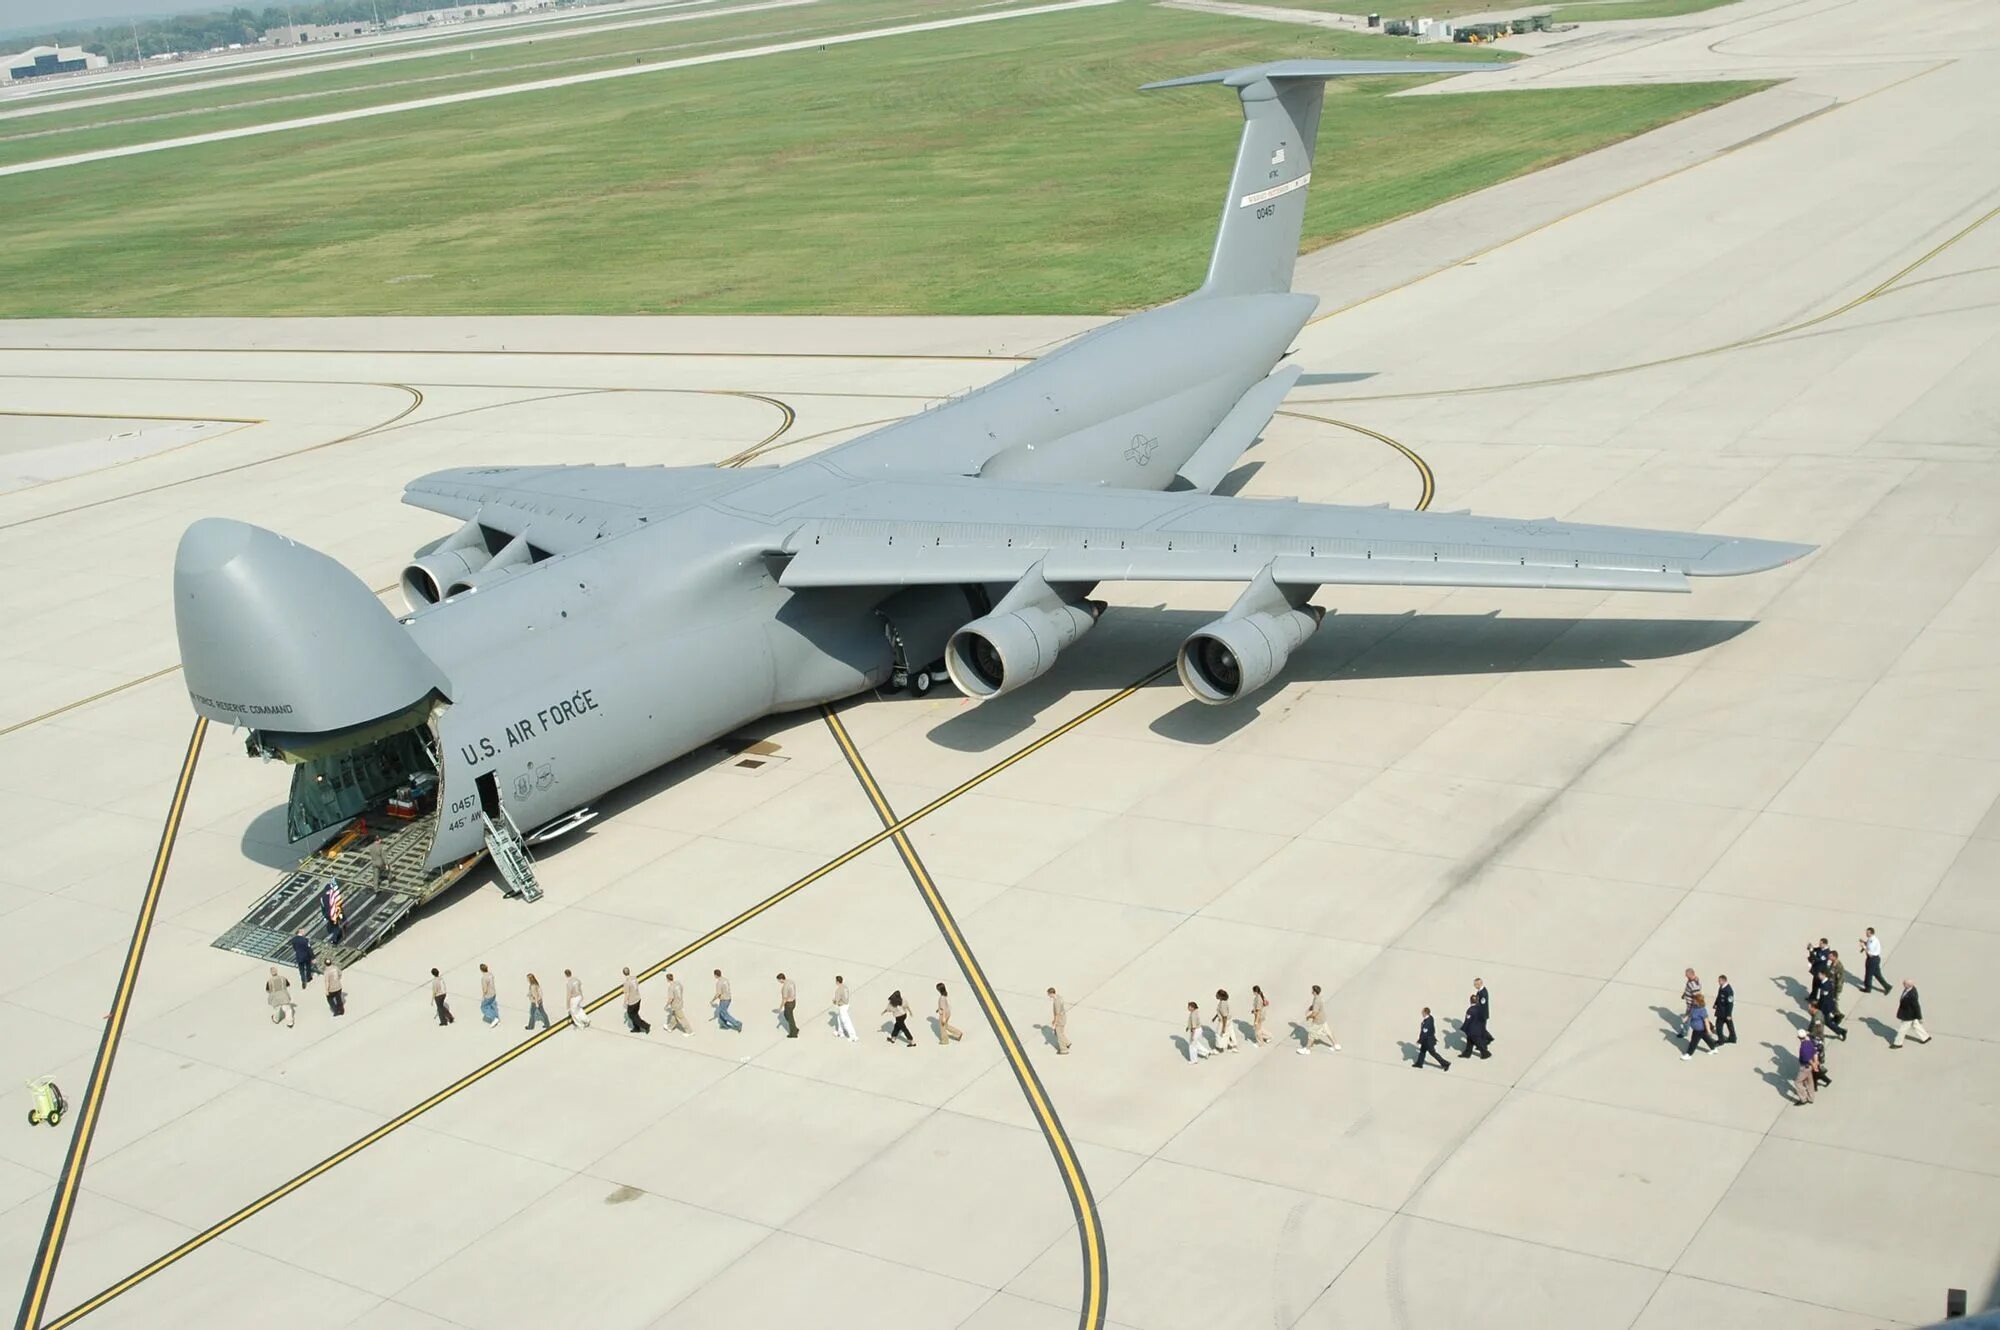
944, 567, 1103, 699
441, 536, 532, 598
1176, 568, 1323, 705
401, 521, 491, 608
401, 524, 542, 606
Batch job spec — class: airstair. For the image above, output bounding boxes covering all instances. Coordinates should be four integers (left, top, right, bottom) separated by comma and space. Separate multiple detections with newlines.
482, 809, 543, 903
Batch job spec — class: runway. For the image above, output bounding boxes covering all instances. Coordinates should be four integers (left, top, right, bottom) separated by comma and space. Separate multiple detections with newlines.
3, 0, 1999, 1326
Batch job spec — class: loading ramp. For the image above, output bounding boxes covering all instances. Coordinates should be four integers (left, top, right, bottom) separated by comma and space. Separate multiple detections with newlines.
212, 811, 483, 968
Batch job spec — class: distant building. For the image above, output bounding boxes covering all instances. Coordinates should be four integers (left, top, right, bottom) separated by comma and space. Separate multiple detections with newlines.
387, 0, 554, 28
262, 22, 377, 45
3, 44, 109, 81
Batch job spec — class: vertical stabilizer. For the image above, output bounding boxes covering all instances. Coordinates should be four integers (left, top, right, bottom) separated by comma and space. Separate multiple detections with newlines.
1141, 60, 1482, 298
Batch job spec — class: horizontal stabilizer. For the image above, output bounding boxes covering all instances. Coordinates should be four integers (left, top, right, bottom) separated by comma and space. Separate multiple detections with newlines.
1175, 364, 1302, 493
1139, 58, 1490, 92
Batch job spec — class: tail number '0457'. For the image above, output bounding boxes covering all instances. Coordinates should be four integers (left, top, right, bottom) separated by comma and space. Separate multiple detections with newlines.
1255, 204, 1276, 220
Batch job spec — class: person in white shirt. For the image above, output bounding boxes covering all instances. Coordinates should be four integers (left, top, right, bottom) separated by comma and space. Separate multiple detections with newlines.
831, 975, 858, 1042
1859, 927, 1889, 995
564, 968, 590, 1030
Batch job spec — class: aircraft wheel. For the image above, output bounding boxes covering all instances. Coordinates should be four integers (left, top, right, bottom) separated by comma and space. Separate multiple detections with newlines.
913, 672, 933, 696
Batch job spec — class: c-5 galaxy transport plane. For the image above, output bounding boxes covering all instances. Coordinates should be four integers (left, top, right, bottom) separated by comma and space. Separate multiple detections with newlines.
178, 61, 1809, 945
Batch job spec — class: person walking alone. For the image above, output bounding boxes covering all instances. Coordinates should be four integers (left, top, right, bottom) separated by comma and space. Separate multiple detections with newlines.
1859, 927, 1888, 994
1047, 987, 1070, 1054
664, 972, 692, 1037
525, 973, 549, 1030
1683, 993, 1718, 1058
777, 973, 798, 1038
1298, 985, 1339, 1055
884, 990, 915, 1046
935, 982, 963, 1046
479, 963, 500, 1028
323, 960, 345, 1017
430, 968, 454, 1026
622, 967, 651, 1033
712, 969, 742, 1032
1792, 1028, 1819, 1105
564, 969, 590, 1030
291, 929, 316, 989
1250, 985, 1270, 1046
1184, 1001, 1210, 1064
1713, 974, 1736, 1045
1893, 980, 1931, 1047
265, 966, 296, 1028
832, 976, 858, 1042
1414, 1007, 1450, 1070
1473, 978, 1492, 1045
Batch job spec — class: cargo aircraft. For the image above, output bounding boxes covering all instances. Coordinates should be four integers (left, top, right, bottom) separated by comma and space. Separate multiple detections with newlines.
175, 61, 1810, 908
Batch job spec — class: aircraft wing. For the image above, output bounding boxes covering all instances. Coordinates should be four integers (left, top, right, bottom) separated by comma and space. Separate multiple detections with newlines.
766, 473, 1812, 593
403, 465, 734, 555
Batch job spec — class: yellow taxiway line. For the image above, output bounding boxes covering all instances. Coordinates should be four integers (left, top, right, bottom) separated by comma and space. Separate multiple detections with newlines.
14, 718, 207, 1330
824, 705, 1110, 1330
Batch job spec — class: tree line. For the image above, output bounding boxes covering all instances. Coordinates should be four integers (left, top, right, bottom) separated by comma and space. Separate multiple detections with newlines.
16, 0, 573, 64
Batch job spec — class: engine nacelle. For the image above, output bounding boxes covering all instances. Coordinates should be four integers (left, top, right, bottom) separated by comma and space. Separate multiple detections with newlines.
1176, 568, 1324, 705
944, 567, 1102, 699
402, 548, 484, 607
441, 536, 532, 598
401, 520, 490, 608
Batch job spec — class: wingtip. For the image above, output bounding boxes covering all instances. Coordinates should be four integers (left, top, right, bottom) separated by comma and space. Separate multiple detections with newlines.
1693, 538, 1817, 577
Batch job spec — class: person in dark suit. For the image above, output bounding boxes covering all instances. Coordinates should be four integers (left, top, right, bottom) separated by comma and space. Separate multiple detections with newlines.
1892, 980, 1931, 1048
1472, 978, 1492, 1044
1414, 1007, 1450, 1070
1462, 994, 1492, 1059
1712, 975, 1736, 1045
289, 929, 315, 989
1807, 938, 1830, 988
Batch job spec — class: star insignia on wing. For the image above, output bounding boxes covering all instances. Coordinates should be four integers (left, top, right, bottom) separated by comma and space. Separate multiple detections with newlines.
1124, 434, 1160, 466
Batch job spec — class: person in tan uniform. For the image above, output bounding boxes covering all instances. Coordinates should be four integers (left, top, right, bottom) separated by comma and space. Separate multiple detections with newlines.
430, 968, 454, 1026
935, 982, 963, 1045
1250, 985, 1270, 1046
883, 990, 915, 1046
1184, 1001, 1210, 1063
778, 972, 799, 1038
663, 972, 692, 1036
1298, 984, 1338, 1055
265, 966, 296, 1028
1047, 987, 1070, 1054
1213, 989, 1240, 1052
621, 967, 651, 1033
712, 969, 742, 1031
323, 961, 345, 1018
832, 975, 858, 1042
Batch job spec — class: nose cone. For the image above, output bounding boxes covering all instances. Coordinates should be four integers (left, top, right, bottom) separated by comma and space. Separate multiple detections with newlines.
174, 519, 448, 733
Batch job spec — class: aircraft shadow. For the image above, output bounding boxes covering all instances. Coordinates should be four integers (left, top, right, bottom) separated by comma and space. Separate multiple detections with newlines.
920, 609, 1755, 753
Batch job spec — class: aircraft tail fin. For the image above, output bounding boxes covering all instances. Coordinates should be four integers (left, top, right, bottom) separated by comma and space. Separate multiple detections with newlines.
1142, 60, 1482, 299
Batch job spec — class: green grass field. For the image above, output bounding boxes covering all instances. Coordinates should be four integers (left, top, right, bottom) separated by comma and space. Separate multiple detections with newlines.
0, 0, 1013, 169
0, 3, 1763, 317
